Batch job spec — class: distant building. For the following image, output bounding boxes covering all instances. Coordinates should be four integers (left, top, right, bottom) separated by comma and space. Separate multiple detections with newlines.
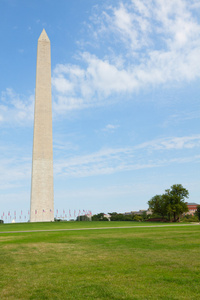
131, 210, 146, 215
86, 213, 92, 220
124, 209, 152, 216
103, 214, 111, 221
186, 203, 199, 215
124, 212, 132, 215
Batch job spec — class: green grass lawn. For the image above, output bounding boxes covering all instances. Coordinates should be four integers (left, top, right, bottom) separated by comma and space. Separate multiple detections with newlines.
0, 221, 170, 232
0, 220, 197, 232
0, 222, 200, 299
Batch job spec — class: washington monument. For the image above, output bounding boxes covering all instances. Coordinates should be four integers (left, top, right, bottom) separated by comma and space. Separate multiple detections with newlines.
30, 29, 54, 222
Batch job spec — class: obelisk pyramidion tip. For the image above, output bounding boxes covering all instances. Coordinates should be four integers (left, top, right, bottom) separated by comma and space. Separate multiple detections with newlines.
38, 28, 50, 42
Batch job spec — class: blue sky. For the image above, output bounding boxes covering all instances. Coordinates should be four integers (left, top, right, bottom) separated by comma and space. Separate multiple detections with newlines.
0, 0, 200, 221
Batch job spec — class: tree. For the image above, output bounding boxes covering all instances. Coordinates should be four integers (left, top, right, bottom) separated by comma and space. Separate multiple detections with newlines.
165, 184, 189, 221
110, 213, 125, 221
196, 205, 200, 222
91, 213, 107, 221
148, 194, 167, 219
133, 215, 142, 222
148, 184, 189, 222
77, 215, 90, 221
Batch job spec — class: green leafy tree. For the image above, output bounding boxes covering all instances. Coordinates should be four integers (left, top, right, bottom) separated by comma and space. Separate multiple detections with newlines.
101, 217, 109, 221
142, 211, 148, 220
77, 215, 90, 221
196, 205, 200, 222
165, 184, 189, 221
148, 194, 167, 219
133, 215, 142, 222
91, 213, 106, 221
112, 213, 125, 221
124, 214, 134, 221
148, 184, 189, 222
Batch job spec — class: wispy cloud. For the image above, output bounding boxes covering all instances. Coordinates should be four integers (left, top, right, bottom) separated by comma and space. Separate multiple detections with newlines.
136, 135, 200, 151
54, 134, 200, 178
53, 139, 78, 152
163, 109, 200, 127
1, 134, 199, 194
0, 157, 31, 190
52, 0, 200, 113
1, 1, 200, 120
0, 88, 34, 126
102, 124, 120, 132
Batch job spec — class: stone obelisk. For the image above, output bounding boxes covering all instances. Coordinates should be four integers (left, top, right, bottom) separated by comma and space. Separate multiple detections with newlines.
30, 29, 54, 222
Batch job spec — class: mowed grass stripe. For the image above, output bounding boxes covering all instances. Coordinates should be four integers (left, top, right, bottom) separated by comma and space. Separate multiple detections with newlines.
0, 220, 158, 232
0, 222, 199, 234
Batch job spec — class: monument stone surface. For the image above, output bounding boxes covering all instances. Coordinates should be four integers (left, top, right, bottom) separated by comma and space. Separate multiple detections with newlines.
30, 29, 54, 222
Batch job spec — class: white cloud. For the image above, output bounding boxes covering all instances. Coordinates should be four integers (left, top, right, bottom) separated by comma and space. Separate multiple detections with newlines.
53, 96, 85, 114
136, 135, 200, 151
0, 88, 34, 126
2, 1, 199, 118
53, 139, 78, 152
111, 1, 151, 50
163, 109, 200, 127
54, 135, 200, 179
52, 0, 200, 113
102, 124, 120, 131
52, 76, 74, 94
1, 133, 199, 205
0, 157, 31, 190
190, 1, 200, 9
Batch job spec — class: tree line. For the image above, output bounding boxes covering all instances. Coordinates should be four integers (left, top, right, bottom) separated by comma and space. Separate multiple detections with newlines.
76, 184, 200, 223
91, 212, 146, 222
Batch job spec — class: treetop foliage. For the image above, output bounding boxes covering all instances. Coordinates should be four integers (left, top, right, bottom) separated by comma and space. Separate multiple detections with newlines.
148, 184, 189, 222
195, 205, 200, 221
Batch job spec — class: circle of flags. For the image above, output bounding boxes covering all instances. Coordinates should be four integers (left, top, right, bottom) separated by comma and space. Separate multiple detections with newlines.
0, 209, 92, 223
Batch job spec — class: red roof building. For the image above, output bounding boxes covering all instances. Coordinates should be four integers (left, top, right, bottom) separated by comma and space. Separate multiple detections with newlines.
186, 203, 199, 215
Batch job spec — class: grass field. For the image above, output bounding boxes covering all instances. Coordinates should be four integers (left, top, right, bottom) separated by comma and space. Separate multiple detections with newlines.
0, 221, 183, 232
0, 222, 200, 299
